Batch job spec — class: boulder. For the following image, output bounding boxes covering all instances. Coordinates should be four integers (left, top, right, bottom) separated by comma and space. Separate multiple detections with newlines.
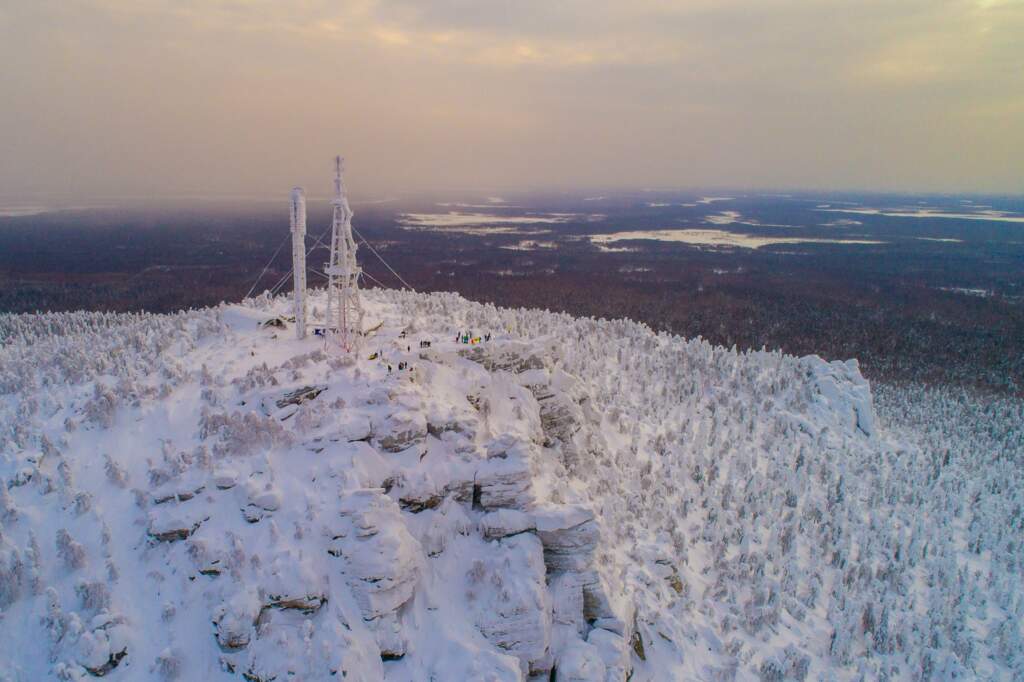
275, 384, 326, 409
77, 613, 129, 676
262, 551, 327, 614
480, 509, 535, 540
151, 474, 206, 505
515, 368, 551, 394
554, 638, 607, 682
535, 390, 584, 447
372, 410, 427, 453
587, 628, 631, 682
475, 378, 545, 446
199, 559, 223, 577
393, 472, 474, 514
549, 572, 588, 637
475, 439, 537, 511
213, 591, 260, 650
419, 497, 473, 556
368, 611, 406, 660
534, 505, 599, 573
329, 489, 421, 656
425, 397, 481, 442
148, 507, 208, 543
234, 608, 366, 682
580, 571, 634, 637
458, 341, 546, 374
800, 356, 876, 438
334, 413, 373, 443
472, 533, 553, 676
246, 484, 282, 511
242, 505, 266, 523
265, 593, 325, 614
212, 467, 239, 490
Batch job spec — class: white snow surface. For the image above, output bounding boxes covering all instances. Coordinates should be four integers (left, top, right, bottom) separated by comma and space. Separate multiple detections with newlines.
589, 230, 883, 249
1, 289, 1022, 681
815, 207, 1024, 224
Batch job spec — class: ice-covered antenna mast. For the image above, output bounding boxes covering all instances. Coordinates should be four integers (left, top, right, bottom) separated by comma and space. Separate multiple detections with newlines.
290, 187, 307, 339
324, 156, 364, 355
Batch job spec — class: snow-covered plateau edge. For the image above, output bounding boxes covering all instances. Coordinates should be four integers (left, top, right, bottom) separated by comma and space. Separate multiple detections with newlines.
0, 288, 1021, 681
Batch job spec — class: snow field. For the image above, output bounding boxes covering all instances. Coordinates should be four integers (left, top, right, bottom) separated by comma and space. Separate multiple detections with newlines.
0, 289, 1021, 680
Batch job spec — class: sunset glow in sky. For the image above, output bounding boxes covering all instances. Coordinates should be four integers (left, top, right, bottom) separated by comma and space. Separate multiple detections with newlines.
2, 0, 1022, 199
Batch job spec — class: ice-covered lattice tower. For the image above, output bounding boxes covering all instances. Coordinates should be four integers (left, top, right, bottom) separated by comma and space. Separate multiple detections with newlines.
324, 156, 364, 354
289, 187, 307, 340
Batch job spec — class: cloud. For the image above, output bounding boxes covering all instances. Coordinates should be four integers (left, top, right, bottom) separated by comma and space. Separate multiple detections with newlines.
0, 0, 1022, 198
848, 0, 1024, 90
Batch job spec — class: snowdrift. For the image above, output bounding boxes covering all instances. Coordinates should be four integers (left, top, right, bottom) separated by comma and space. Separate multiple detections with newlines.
1, 289, 1021, 681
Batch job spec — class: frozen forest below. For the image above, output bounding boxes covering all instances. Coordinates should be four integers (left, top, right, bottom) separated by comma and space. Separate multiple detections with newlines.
1, 288, 1022, 681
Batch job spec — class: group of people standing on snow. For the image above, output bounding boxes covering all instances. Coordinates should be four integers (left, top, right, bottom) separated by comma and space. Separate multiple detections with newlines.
371, 328, 494, 375
455, 331, 491, 345
368, 348, 414, 375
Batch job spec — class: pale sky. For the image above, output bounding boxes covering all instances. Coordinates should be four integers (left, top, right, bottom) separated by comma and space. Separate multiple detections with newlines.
1, 0, 1022, 200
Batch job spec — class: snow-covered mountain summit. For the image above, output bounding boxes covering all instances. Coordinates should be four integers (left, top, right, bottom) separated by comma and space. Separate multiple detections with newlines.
1, 289, 1021, 681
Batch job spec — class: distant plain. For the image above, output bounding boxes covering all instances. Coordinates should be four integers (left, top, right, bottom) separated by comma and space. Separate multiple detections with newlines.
2, 191, 1022, 395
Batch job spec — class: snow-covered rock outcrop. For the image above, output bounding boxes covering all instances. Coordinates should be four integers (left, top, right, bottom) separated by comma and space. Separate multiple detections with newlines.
0, 289, 1021, 680
329, 489, 421, 657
